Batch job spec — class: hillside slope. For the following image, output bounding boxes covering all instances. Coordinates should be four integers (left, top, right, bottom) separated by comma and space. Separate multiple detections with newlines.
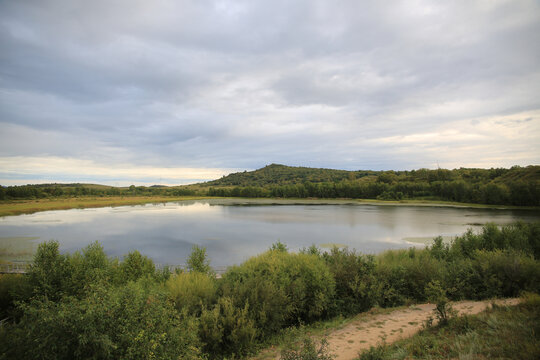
204, 164, 379, 186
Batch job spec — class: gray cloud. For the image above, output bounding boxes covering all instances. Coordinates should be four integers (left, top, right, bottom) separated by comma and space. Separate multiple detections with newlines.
1, 0, 539, 185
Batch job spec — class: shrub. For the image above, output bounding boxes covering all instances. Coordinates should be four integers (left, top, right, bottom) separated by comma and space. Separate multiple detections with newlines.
221, 250, 335, 337
425, 280, 455, 325
118, 250, 156, 283
27, 240, 69, 301
187, 245, 212, 275
472, 249, 540, 297
2, 280, 202, 360
66, 241, 115, 296
166, 271, 217, 314
374, 249, 442, 306
199, 296, 256, 358
281, 338, 334, 360
322, 247, 376, 315
0, 274, 31, 319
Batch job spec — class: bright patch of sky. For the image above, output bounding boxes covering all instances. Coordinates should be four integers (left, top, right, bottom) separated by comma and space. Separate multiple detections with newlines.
1, 0, 539, 185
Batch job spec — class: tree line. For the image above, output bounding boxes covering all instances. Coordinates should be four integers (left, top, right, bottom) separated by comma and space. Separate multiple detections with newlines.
1, 164, 539, 206
208, 178, 539, 206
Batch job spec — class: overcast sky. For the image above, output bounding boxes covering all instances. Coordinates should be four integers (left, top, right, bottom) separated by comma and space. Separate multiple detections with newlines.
1, 0, 539, 186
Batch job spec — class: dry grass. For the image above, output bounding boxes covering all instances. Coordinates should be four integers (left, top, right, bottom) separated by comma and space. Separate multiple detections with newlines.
0, 196, 214, 217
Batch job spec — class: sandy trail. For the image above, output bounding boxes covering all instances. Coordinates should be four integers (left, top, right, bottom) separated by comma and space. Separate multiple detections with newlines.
252, 298, 520, 360
326, 298, 520, 360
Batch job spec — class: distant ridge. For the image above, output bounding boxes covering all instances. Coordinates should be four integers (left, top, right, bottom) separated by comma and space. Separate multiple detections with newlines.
203, 163, 380, 187
201, 163, 540, 189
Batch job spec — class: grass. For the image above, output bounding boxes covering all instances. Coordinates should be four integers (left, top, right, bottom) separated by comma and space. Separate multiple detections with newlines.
0, 196, 215, 217
357, 293, 540, 360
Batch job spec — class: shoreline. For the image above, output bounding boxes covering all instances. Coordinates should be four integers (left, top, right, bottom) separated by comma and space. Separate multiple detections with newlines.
0, 196, 538, 217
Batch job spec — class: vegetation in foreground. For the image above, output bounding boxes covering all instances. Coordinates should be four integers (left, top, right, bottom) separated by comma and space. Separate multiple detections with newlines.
357, 292, 540, 360
1, 164, 539, 209
0, 221, 538, 359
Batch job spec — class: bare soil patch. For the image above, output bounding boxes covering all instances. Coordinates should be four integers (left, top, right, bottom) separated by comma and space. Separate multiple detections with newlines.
254, 298, 520, 360
326, 298, 520, 360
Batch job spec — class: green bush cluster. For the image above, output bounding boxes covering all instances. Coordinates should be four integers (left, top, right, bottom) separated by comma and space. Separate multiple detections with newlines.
1, 221, 539, 359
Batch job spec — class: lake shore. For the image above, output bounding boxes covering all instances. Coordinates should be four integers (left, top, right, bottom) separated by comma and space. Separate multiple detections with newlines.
0, 196, 215, 217
1, 196, 538, 217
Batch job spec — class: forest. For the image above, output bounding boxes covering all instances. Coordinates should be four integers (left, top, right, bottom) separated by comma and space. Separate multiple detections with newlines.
206, 164, 540, 206
1, 221, 539, 359
1, 164, 539, 206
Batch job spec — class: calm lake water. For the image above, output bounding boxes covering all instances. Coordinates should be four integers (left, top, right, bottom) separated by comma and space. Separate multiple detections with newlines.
1, 199, 539, 266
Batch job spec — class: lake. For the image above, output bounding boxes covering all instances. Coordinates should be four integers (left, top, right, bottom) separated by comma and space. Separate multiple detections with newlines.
0, 199, 538, 266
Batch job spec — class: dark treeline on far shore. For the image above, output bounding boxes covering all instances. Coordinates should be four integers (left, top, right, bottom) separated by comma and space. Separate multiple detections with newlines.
1, 221, 539, 359
210, 164, 540, 206
1, 164, 539, 206
0, 183, 196, 199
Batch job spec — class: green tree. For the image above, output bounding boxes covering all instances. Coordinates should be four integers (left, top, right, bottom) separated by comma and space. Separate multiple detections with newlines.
187, 245, 212, 274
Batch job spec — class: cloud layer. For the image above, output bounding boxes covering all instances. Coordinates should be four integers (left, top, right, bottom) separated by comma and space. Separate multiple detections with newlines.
1, 0, 539, 185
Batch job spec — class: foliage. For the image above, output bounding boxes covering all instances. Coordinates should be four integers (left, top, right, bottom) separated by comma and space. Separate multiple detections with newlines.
118, 250, 156, 283
221, 250, 336, 338
4, 164, 538, 207
1, 280, 202, 360
187, 245, 212, 275
205, 164, 540, 206
281, 338, 334, 360
0, 274, 31, 319
425, 280, 455, 325
374, 248, 443, 306
198, 296, 257, 358
166, 271, 216, 314
322, 247, 376, 315
2, 221, 540, 359
271, 240, 289, 252
28, 240, 70, 301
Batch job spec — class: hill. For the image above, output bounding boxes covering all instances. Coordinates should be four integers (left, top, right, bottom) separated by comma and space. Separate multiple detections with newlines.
202, 164, 540, 206
1, 164, 539, 207
202, 163, 540, 188
203, 163, 379, 186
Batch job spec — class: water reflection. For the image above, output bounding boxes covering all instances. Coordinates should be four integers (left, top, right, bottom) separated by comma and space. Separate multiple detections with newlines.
0, 200, 538, 266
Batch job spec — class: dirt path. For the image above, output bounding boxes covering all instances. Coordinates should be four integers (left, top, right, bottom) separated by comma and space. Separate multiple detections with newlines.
326, 298, 520, 360
252, 298, 520, 360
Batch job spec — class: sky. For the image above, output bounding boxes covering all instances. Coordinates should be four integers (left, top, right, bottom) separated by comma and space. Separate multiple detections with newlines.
1, 0, 539, 186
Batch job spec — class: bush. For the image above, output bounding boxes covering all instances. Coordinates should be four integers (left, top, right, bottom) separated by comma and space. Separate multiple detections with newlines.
425, 280, 455, 325
322, 247, 376, 315
118, 250, 156, 283
221, 250, 335, 337
374, 249, 443, 306
66, 241, 115, 296
472, 249, 540, 297
198, 296, 257, 358
2, 280, 202, 360
0, 274, 31, 319
166, 271, 217, 314
281, 338, 334, 360
187, 245, 212, 275
27, 240, 70, 301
